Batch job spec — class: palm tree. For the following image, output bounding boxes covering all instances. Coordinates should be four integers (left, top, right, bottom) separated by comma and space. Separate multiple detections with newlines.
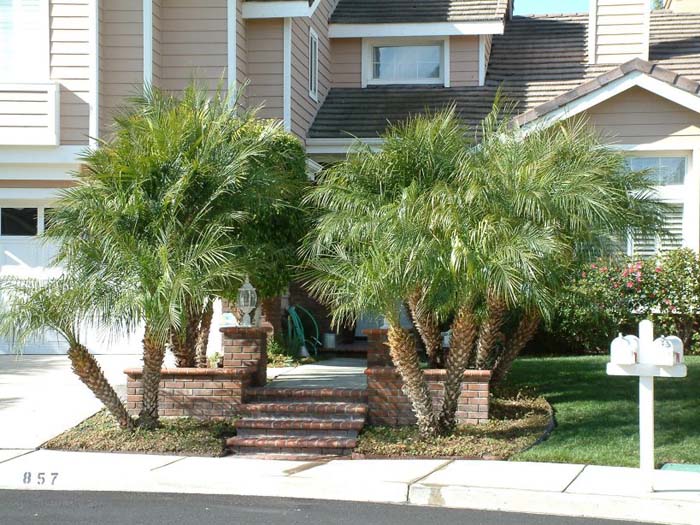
0, 276, 136, 430
302, 104, 663, 437
45, 83, 307, 429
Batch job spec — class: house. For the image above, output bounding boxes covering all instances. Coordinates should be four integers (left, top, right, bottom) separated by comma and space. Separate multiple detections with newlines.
1, 0, 700, 353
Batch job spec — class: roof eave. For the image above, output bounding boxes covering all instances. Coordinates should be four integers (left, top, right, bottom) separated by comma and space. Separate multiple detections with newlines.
328, 20, 505, 38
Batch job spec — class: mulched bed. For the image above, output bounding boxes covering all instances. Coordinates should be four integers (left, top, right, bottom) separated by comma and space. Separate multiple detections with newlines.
43, 410, 236, 457
353, 393, 553, 459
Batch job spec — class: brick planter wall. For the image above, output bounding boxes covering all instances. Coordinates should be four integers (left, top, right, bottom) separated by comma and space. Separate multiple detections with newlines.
221, 326, 269, 387
365, 367, 491, 426
125, 367, 254, 419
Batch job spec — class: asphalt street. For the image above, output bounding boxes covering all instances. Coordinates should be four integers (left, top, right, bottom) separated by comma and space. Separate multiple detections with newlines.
0, 490, 646, 525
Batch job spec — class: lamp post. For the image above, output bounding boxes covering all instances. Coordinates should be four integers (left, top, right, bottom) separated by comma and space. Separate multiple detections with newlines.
236, 276, 258, 327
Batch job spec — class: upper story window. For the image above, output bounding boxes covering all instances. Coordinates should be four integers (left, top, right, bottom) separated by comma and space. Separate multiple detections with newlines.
308, 28, 319, 102
0, 0, 49, 82
362, 38, 447, 87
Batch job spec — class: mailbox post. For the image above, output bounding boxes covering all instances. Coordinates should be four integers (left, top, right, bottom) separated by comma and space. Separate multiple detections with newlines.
607, 320, 687, 492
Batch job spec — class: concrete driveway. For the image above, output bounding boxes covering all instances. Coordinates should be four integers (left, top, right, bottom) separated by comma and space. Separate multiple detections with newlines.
0, 354, 150, 450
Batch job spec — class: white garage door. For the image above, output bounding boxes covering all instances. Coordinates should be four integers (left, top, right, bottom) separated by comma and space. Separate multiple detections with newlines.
0, 203, 143, 355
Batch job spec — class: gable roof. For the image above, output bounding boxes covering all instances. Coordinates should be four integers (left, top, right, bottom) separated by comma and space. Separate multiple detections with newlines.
329, 0, 509, 24
309, 11, 700, 140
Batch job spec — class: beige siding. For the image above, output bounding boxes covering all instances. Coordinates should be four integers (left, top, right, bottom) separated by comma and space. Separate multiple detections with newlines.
290, 0, 338, 141
153, 0, 162, 85
450, 35, 479, 87
50, 0, 90, 145
246, 19, 284, 120
591, 0, 649, 64
331, 38, 362, 88
483, 33, 492, 79
99, 0, 143, 138
159, 0, 228, 93
236, 0, 247, 105
584, 87, 700, 143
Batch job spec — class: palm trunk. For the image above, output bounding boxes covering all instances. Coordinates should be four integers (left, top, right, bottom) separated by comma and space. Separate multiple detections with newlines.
438, 306, 478, 434
475, 296, 507, 369
387, 325, 439, 438
407, 290, 443, 368
195, 300, 214, 368
170, 308, 200, 368
491, 312, 540, 384
138, 328, 166, 430
68, 343, 135, 430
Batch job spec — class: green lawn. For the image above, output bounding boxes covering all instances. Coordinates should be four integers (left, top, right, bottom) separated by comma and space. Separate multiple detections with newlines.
505, 355, 700, 467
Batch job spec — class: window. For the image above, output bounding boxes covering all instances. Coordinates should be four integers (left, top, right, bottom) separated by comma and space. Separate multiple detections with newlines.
626, 155, 688, 257
0, 0, 49, 81
363, 39, 445, 86
308, 28, 319, 101
1, 207, 38, 236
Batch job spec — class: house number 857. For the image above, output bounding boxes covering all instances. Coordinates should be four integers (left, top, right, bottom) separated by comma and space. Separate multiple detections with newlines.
22, 472, 59, 485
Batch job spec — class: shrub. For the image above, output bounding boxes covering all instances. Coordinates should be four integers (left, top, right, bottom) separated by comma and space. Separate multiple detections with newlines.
539, 248, 700, 355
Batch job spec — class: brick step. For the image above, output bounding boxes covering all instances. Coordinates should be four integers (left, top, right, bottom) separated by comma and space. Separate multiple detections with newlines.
228, 451, 345, 460
240, 402, 368, 417
247, 387, 368, 403
235, 417, 365, 431
227, 435, 357, 451
236, 427, 359, 439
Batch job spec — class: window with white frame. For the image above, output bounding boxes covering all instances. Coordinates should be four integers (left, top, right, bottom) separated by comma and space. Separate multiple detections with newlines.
0, 0, 49, 81
363, 39, 446, 86
308, 28, 319, 101
626, 155, 688, 257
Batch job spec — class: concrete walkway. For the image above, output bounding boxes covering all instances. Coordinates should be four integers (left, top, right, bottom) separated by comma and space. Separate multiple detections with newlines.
0, 450, 697, 524
267, 357, 367, 389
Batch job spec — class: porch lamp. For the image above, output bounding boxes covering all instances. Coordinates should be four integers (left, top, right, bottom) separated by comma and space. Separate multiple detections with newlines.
236, 276, 257, 327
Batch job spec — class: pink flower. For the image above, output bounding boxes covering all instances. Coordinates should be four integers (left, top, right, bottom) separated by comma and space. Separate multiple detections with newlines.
581, 271, 587, 278
591, 263, 597, 269
655, 267, 662, 273
626, 282, 634, 288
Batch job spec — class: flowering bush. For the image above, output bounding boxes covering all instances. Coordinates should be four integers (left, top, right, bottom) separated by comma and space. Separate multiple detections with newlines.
545, 248, 700, 354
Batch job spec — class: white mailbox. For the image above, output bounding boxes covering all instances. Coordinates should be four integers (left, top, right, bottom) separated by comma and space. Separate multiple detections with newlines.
610, 333, 639, 365
652, 336, 684, 367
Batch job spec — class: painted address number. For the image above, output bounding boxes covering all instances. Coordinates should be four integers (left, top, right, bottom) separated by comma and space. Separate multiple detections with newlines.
22, 472, 59, 485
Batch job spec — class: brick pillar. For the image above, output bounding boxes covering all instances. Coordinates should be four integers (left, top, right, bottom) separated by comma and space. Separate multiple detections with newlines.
221, 326, 269, 386
364, 328, 392, 367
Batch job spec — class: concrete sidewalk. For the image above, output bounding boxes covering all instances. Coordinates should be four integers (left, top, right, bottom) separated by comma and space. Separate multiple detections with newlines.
0, 450, 697, 524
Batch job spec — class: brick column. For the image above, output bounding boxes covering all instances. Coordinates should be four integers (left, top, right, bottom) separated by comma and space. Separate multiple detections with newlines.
364, 328, 392, 367
221, 326, 269, 386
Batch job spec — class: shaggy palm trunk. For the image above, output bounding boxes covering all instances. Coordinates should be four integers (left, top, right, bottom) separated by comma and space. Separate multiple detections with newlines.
407, 290, 443, 368
491, 312, 540, 384
195, 300, 214, 368
438, 306, 478, 434
387, 325, 439, 438
138, 328, 166, 429
475, 296, 507, 369
68, 343, 135, 430
170, 307, 201, 368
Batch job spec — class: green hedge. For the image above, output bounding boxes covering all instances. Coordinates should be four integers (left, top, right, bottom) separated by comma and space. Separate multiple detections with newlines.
536, 248, 700, 355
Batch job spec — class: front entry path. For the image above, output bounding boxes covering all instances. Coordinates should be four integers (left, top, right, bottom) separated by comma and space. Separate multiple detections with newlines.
229, 357, 369, 459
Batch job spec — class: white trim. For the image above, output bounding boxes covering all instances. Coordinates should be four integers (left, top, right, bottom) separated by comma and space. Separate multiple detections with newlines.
89, 0, 99, 145
143, 0, 153, 85
283, 18, 292, 131
0, 82, 59, 146
305, 158, 323, 181
0, 146, 83, 165
329, 21, 504, 39
361, 37, 448, 88
227, 0, 237, 95
243, 1, 308, 18
0, 189, 64, 201
588, 0, 597, 65
521, 72, 700, 131
306, 137, 383, 154
308, 27, 319, 102
641, 3, 650, 62
478, 35, 486, 86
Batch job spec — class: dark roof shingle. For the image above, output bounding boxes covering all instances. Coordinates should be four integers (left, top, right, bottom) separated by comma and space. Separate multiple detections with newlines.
330, 0, 508, 24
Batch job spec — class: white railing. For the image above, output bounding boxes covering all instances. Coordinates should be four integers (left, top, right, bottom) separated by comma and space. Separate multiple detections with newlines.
0, 82, 60, 146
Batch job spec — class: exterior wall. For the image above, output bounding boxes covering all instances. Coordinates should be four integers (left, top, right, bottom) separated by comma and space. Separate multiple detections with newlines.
246, 19, 284, 120
366, 368, 491, 426
584, 87, 700, 144
152, 0, 162, 85
221, 326, 269, 387
331, 38, 362, 88
99, 0, 143, 138
236, 0, 247, 104
159, 0, 228, 94
289, 0, 337, 141
450, 35, 479, 87
50, 0, 91, 145
664, 0, 700, 11
125, 368, 252, 418
590, 0, 649, 64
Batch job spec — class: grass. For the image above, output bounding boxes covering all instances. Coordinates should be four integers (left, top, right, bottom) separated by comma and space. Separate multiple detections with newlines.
505, 355, 700, 467
354, 394, 552, 458
44, 410, 236, 457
